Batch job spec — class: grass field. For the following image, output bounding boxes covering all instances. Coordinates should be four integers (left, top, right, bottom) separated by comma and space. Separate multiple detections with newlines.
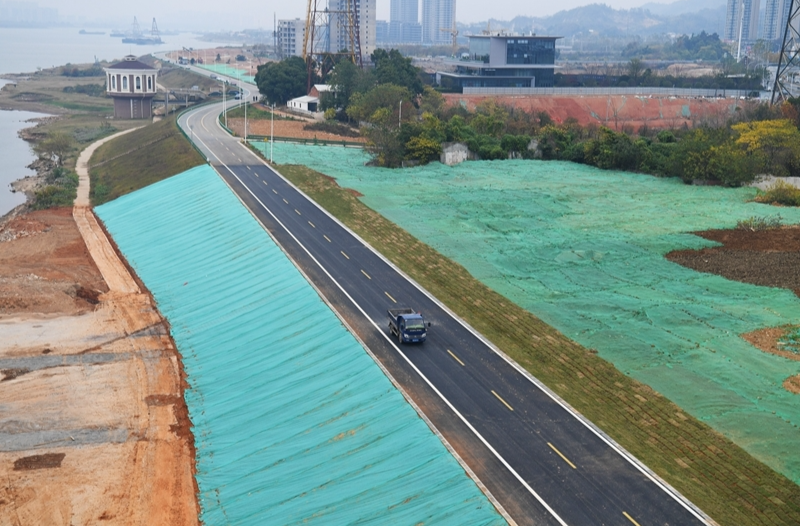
273, 161, 800, 526
88, 115, 205, 205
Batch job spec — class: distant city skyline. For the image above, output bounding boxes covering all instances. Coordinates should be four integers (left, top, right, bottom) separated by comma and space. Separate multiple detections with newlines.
2, 0, 725, 28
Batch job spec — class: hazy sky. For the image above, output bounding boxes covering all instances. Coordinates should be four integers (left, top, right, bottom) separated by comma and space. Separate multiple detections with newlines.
38, 0, 678, 27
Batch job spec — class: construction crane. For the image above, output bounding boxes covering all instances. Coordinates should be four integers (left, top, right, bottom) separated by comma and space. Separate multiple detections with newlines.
439, 0, 458, 56
440, 20, 458, 56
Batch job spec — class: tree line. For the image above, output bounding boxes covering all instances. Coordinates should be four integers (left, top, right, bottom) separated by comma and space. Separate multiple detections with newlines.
255, 50, 800, 187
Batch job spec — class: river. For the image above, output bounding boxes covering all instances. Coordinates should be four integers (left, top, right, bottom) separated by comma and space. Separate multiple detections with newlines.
0, 27, 231, 216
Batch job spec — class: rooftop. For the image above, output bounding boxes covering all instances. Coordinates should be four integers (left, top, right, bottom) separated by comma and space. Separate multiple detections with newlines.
106, 55, 156, 70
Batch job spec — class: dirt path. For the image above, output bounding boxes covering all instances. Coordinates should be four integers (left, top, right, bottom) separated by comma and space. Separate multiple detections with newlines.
0, 134, 198, 525
75, 127, 140, 207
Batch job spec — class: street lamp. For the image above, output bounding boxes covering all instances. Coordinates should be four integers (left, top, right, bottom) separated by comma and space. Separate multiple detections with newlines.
270, 103, 274, 163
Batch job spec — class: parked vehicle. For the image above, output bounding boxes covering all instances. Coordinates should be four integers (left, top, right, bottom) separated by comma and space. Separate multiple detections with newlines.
388, 308, 430, 344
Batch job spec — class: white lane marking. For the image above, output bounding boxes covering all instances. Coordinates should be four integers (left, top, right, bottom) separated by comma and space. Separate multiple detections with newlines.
235, 146, 712, 524
185, 102, 707, 525
192, 144, 568, 524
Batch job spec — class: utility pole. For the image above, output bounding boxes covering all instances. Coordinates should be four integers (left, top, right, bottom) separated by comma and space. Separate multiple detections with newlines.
772, 0, 800, 103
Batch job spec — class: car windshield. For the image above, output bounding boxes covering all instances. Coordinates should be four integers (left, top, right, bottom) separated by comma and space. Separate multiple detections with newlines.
405, 321, 425, 330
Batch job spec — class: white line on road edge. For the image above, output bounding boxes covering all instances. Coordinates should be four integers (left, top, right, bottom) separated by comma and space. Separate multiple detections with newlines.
234, 147, 715, 526
182, 101, 713, 526
186, 112, 553, 525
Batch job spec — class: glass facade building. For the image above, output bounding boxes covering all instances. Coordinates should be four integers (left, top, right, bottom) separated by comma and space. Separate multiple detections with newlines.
438, 35, 560, 91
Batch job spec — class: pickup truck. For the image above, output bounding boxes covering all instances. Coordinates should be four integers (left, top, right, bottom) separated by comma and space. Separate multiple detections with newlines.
388, 308, 430, 344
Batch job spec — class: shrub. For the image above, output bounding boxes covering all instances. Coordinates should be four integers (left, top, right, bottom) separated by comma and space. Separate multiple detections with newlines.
32, 171, 79, 209
755, 179, 800, 206
736, 215, 783, 230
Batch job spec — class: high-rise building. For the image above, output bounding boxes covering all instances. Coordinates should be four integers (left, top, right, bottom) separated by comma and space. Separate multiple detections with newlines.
388, 0, 421, 43
725, 0, 761, 44
422, 0, 454, 44
277, 19, 307, 58
391, 0, 418, 25
762, 0, 792, 41
329, 0, 376, 58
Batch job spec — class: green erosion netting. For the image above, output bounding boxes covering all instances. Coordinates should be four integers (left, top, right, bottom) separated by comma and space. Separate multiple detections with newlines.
257, 142, 800, 484
197, 63, 255, 84
779, 328, 800, 354
95, 165, 504, 525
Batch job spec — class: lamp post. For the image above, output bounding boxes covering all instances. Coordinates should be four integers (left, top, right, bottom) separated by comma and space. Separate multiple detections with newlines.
270, 102, 274, 163
222, 79, 227, 128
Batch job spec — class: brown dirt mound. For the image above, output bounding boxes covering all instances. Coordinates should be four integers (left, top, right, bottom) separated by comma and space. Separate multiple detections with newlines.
666, 226, 800, 296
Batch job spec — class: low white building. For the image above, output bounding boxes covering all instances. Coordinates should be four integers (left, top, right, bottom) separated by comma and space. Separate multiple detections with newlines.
287, 95, 319, 113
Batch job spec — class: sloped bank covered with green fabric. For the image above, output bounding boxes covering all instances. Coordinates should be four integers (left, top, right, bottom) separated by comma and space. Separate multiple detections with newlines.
95, 165, 505, 525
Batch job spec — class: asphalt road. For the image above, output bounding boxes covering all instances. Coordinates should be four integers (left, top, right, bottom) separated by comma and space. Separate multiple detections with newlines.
177, 88, 712, 526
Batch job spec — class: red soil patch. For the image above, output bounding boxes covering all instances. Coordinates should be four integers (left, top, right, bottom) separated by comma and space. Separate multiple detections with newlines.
444, 93, 746, 130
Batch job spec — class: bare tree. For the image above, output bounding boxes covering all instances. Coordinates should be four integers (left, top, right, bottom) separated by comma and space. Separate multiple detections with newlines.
33, 131, 74, 166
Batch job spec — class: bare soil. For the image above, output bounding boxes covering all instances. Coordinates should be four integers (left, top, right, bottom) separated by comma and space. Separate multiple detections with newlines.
229, 117, 366, 143
666, 226, 800, 296
0, 207, 198, 525
0, 208, 108, 316
667, 226, 800, 395
445, 93, 749, 130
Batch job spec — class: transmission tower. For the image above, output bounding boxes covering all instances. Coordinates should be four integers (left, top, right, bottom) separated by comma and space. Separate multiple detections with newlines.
303, 0, 362, 91
772, 0, 800, 103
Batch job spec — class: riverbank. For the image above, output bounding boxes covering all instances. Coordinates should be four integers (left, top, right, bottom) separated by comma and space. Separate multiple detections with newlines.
0, 131, 199, 525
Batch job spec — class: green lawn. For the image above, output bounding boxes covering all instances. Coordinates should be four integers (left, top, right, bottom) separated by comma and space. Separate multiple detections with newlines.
88, 116, 205, 205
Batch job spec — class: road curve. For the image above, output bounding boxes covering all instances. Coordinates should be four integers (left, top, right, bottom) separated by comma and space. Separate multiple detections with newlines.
176, 84, 712, 526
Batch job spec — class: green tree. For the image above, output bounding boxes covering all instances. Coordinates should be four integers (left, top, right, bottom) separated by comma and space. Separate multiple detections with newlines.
346, 84, 413, 124
418, 86, 445, 116
363, 106, 405, 167
405, 136, 441, 163
255, 56, 311, 105
320, 59, 373, 112
371, 48, 424, 95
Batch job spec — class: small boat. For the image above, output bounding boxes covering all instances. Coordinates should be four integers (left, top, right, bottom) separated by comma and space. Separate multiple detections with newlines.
79, 29, 106, 35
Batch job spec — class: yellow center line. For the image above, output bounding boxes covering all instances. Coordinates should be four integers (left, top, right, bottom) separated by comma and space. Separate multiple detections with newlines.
323, 235, 331, 242
447, 349, 465, 366
622, 512, 642, 526
308, 221, 315, 228
361, 269, 371, 279
295, 209, 301, 215
547, 442, 577, 469
491, 390, 514, 411
341, 251, 349, 259
385, 292, 397, 303
283, 198, 288, 204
